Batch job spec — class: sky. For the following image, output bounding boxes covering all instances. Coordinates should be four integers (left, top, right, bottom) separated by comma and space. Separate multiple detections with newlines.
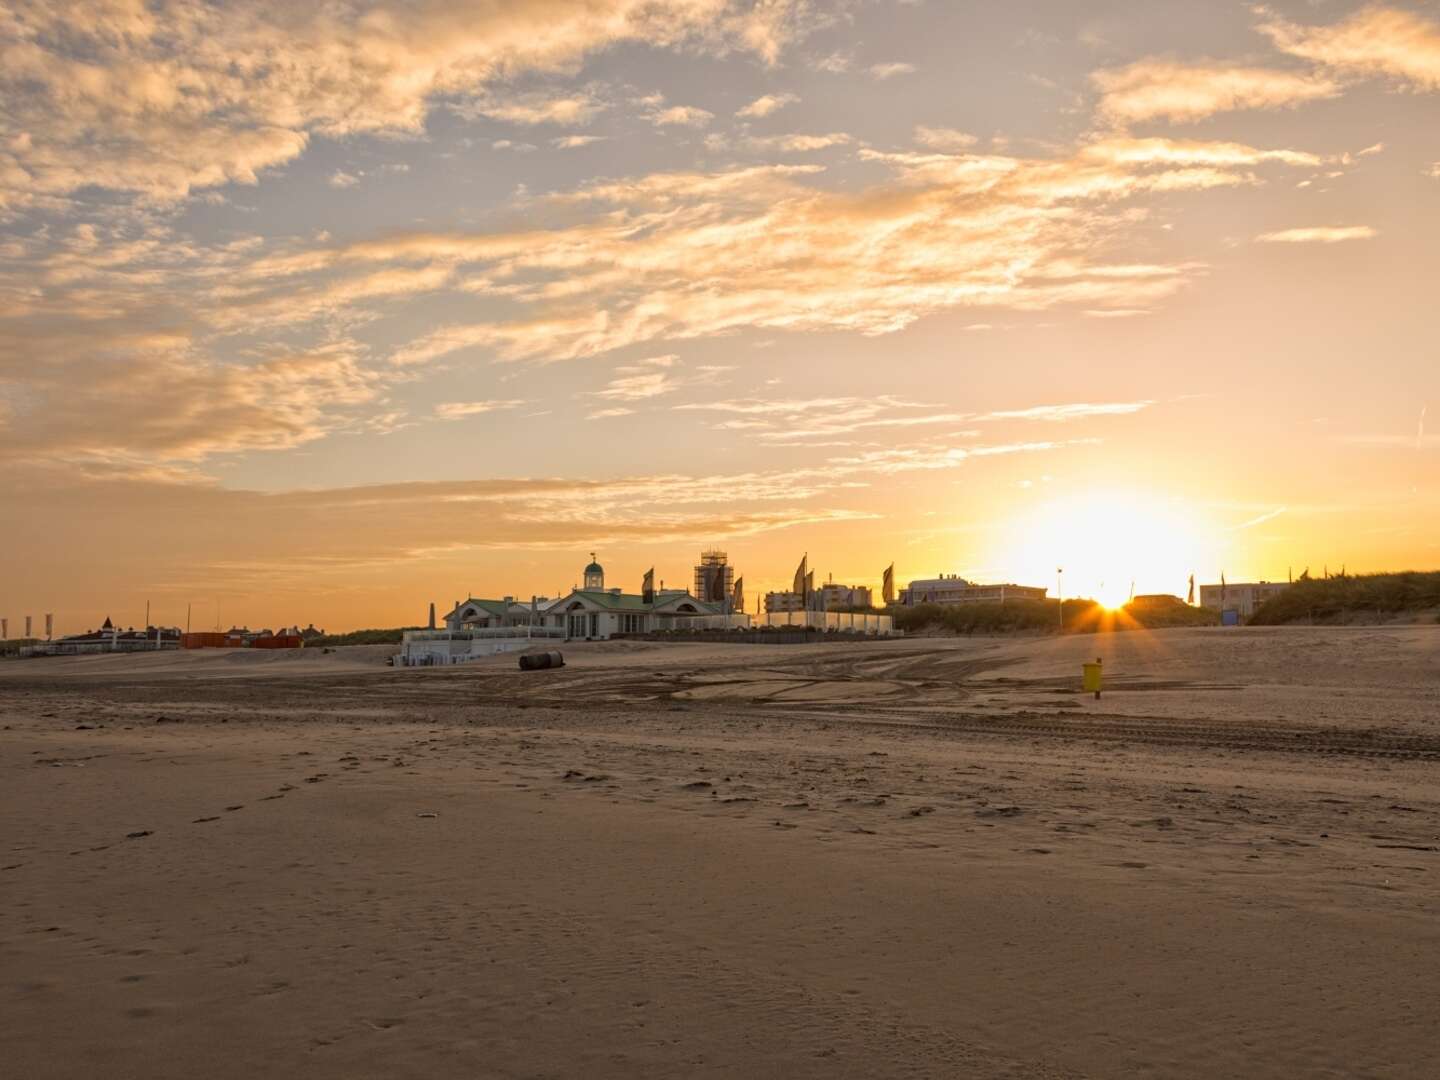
1, 0, 1438, 632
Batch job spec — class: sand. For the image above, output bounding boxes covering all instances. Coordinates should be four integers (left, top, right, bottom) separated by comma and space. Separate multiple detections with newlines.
3, 626, 1438, 1078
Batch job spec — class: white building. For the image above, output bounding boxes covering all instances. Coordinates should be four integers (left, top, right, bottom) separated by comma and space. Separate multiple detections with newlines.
443, 596, 558, 631
764, 590, 805, 614
764, 584, 872, 613
1199, 581, 1290, 619
400, 555, 748, 665
819, 583, 873, 610
899, 575, 1047, 606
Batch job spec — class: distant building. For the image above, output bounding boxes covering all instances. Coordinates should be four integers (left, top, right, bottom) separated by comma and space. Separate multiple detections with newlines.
443, 597, 553, 632
764, 591, 805, 614
1128, 594, 1184, 610
764, 583, 872, 612
409, 555, 744, 665
181, 626, 303, 649
48, 617, 181, 654
1199, 581, 1289, 619
899, 575, 1047, 606
819, 583, 873, 610
693, 549, 736, 606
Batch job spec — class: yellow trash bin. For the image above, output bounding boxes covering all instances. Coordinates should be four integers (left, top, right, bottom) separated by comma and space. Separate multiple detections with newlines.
1082, 659, 1103, 699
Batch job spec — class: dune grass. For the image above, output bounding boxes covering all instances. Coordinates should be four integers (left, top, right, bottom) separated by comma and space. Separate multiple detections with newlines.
309, 627, 419, 647
893, 595, 1218, 635
1248, 571, 1440, 625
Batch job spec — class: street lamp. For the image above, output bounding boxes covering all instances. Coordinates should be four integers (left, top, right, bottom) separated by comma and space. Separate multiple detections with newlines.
1056, 567, 1064, 632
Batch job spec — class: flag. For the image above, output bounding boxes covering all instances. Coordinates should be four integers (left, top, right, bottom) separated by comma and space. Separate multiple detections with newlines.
1220, 572, 1226, 605
882, 563, 895, 605
642, 567, 654, 603
792, 554, 807, 596
732, 576, 744, 615
805, 570, 815, 608
1187, 574, 1195, 605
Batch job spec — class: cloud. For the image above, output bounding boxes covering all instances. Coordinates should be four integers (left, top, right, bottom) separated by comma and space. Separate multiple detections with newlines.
674, 396, 1153, 443
359, 136, 1315, 366
652, 105, 715, 128
1254, 225, 1378, 244
1080, 137, 1321, 169
1230, 507, 1287, 530
974, 401, 1154, 422
0, 337, 380, 467
1092, 60, 1340, 124
593, 373, 678, 402
552, 135, 607, 149
586, 407, 635, 420
737, 93, 799, 119
914, 126, 978, 151
0, 0, 806, 210
590, 355, 726, 402
434, 400, 527, 420
454, 90, 606, 126
869, 62, 917, 80
328, 171, 361, 189
0, 128, 1315, 467
1260, 5, 1440, 91
745, 132, 853, 153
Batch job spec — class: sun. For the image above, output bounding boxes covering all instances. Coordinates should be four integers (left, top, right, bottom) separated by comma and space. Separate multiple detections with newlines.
992, 489, 1208, 608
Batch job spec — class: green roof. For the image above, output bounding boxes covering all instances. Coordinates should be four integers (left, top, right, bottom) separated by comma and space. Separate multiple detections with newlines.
453, 598, 510, 617
567, 590, 653, 612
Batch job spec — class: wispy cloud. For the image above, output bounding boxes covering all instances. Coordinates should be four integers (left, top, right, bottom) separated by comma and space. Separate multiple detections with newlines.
455, 90, 607, 126
975, 401, 1154, 422
1254, 225, 1377, 244
737, 93, 799, 119
0, 2, 810, 212
1230, 507, 1287, 530
743, 132, 853, 153
673, 396, 1154, 443
869, 62, 917, 80
652, 105, 715, 128
356, 137, 1313, 367
914, 126, 978, 151
434, 400, 527, 420
1260, 5, 1440, 91
1092, 61, 1339, 124
552, 134, 607, 149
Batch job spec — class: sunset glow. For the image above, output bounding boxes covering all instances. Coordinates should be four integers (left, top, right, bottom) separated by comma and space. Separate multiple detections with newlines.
996, 491, 1210, 610
1, 1, 1436, 632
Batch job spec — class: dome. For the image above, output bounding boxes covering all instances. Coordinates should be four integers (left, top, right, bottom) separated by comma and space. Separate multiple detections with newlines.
583, 552, 604, 590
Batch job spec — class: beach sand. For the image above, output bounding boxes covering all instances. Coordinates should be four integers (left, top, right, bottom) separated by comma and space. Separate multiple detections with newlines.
3, 626, 1438, 1078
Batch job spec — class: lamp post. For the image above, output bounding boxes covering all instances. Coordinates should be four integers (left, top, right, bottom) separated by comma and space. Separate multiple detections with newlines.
1056, 567, 1064, 632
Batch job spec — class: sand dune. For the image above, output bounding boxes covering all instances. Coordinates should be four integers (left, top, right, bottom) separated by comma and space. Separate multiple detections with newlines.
3, 626, 1438, 1077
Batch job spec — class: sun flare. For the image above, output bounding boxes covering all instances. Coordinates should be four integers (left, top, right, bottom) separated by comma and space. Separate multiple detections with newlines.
993, 490, 1210, 608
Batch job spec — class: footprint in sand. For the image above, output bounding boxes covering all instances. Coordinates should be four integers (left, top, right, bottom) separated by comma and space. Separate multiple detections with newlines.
192, 816, 220, 824
224, 805, 244, 812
